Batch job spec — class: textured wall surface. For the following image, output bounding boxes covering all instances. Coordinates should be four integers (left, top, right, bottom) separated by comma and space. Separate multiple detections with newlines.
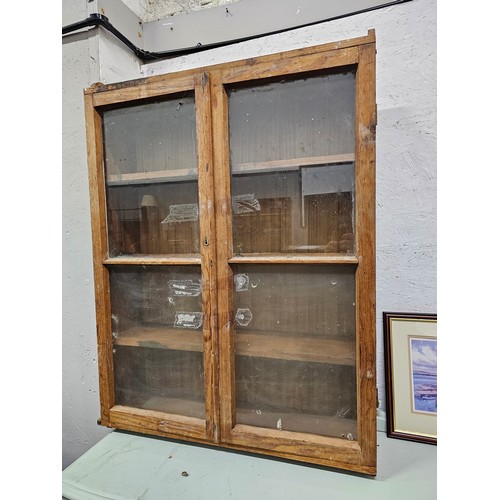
62, 0, 111, 470
62, 0, 436, 467
122, 0, 238, 20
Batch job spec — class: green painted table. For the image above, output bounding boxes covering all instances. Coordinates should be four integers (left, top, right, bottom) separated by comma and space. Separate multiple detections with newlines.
62, 417, 436, 500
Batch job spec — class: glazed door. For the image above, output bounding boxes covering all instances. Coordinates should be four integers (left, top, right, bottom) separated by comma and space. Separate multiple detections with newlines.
213, 43, 376, 471
87, 73, 218, 441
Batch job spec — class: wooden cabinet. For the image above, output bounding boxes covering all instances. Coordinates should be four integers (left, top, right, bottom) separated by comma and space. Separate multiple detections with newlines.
84, 30, 376, 474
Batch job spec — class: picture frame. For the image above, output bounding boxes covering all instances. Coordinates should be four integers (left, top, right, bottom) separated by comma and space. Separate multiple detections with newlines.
383, 312, 437, 445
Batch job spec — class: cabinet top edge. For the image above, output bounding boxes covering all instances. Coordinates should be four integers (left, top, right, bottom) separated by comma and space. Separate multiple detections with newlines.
83, 30, 375, 97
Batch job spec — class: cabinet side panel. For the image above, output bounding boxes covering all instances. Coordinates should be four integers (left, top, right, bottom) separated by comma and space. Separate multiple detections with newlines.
354, 42, 377, 470
84, 93, 115, 423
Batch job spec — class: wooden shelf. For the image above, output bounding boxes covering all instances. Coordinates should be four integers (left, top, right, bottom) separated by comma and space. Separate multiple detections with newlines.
114, 326, 203, 352
237, 407, 357, 440
114, 326, 355, 365
235, 332, 355, 366
107, 168, 197, 186
105, 154, 355, 186
232, 153, 355, 175
104, 255, 201, 266
229, 254, 358, 265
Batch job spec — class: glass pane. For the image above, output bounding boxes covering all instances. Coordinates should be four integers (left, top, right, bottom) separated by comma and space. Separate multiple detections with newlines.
228, 71, 355, 255
110, 265, 204, 419
233, 265, 357, 439
103, 94, 200, 256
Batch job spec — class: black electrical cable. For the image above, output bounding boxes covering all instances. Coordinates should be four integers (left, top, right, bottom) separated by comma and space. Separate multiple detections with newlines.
62, 13, 160, 61
62, 2, 411, 62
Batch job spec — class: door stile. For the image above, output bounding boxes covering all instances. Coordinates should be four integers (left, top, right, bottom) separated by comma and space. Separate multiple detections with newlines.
211, 71, 236, 440
195, 72, 220, 441
354, 41, 377, 471
84, 92, 115, 425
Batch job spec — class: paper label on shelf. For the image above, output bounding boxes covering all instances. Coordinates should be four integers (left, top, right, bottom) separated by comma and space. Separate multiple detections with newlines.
168, 280, 202, 297
174, 312, 203, 329
235, 308, 253, 326
161, 203, 199, 224
234, 274, 249, 292
232, 194, 261, 214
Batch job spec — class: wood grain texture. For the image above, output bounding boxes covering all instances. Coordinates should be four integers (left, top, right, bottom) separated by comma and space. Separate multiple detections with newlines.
228, 424, 362, 465
84, 92, 115, 424
211, 71, 236, 438
228, 254, 358, 264
235, 333, 355, 365
195, 72, 220, 441
112, 326, 354, 365
222, 46, 359, 84
110, 405, 206, 441
91, 75, 195, 107
113, 326, 203, 352
354, 41, 377, 470
103, 255, 201, 266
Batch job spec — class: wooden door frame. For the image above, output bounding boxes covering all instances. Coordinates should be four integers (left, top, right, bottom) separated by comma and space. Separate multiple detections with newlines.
84, 30, 376, 474
84, 72, 219, 443
212, 33, 376, 474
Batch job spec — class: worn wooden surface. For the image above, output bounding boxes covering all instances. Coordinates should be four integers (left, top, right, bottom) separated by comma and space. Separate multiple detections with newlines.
114, 327, 203, 352
235, 333, 355, 365
84, 93, 115, 425
211, 70, 236, 439
91, 75, 196, 107
85, 31, 377, 473
110, 405, 206, 441
228, 254, 358, 264
113, 326, 355, 365
195, 72, 219, 441
354, 41, 377, 470
103, 255, 202, 266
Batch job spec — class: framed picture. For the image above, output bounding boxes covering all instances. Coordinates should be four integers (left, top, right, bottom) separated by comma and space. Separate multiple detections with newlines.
383, 312, 437, 445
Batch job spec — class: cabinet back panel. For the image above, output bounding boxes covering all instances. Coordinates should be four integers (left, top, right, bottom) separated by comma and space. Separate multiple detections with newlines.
232, 264, 356, 337
235, 356, 357, 439
114, 346, 205, 419
227, 71, 355, 165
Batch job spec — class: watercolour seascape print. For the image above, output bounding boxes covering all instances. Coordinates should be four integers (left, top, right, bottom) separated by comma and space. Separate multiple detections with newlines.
409, 337, 437, 414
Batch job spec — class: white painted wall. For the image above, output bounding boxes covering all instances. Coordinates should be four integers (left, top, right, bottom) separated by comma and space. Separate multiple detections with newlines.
62, 0, 143, 470
63, 1, 109, 470
62, 0, 436, 467
122, 0, 239, 21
